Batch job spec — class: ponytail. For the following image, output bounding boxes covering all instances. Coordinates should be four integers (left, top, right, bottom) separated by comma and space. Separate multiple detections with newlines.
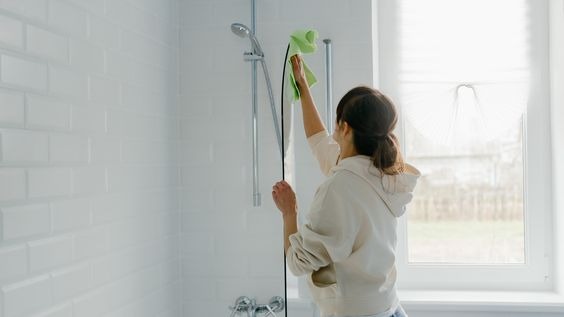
370, 133, 404, 175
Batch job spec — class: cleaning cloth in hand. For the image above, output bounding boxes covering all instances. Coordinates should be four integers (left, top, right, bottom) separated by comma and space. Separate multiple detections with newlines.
288, 29, 318, 101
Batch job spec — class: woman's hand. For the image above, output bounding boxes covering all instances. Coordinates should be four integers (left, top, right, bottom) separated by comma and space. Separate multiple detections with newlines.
273, 180, 299, 253
272, 180, 297, 218
291, 55, 307, 90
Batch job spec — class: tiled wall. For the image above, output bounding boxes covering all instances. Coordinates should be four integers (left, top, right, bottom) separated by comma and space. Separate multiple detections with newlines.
0, 0, 376, 315
178, 0, 375, 315
178, 0, 284, 314
4, 1, 558, 316
0, 0, 180, 316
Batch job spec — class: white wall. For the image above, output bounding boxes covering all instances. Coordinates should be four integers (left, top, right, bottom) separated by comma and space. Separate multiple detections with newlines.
550, 0, 564, 296
0, 0, 181, 316
178, 0, 564, 316
177, 0, 284, 315
0, 0, 559, 316
178, 0, 375, 315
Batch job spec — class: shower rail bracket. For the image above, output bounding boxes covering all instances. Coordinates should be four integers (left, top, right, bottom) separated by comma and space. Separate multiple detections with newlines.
244, 51, 264, 61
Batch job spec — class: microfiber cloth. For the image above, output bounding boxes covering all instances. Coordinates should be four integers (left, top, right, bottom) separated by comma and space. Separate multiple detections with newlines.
288, 29, 318, 101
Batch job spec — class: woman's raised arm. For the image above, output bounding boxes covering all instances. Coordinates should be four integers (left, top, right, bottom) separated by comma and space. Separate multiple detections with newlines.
291, 55, 327, 138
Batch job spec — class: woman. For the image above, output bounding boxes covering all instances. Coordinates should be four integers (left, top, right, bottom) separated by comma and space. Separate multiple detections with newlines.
272, 55, 420, 317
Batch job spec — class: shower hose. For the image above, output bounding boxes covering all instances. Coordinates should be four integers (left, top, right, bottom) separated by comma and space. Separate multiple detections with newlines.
281, 43, 290, 317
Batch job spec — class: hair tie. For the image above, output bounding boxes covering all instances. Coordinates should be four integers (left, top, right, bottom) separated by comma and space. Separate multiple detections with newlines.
354, 130, 389, 141
373, 134, 391, 142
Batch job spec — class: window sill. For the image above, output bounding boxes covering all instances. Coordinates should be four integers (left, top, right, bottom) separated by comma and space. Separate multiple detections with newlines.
286, 298, 317, 314
399, 290, 564, 313
287, 297, 316, 307
288, 291, 564, 313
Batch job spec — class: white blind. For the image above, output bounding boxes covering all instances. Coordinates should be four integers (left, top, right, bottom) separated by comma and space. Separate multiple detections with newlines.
398, 0, 531, 145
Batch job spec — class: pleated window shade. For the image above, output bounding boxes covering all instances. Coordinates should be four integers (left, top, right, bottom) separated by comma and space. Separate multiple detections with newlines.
396, 0, 532, 264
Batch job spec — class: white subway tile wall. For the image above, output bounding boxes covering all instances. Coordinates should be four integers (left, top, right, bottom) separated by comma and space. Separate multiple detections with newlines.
0, 0, 374, 315
0, 90, 24, 126
178, 0, 374, 315
26, 96, 71, 131
0, 54, 48, 92
0, 14, 23, 49
26, 25, 69, 63
0, 0, 180, 316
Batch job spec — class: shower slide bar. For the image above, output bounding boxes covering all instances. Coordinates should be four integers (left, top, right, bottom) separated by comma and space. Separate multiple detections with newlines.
323, 39, 333, 132
232, 2, 333, 207
231, 0, 283, 207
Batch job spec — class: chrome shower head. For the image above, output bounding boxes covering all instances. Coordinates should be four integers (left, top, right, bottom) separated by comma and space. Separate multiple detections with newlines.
231, 23, 250, 38
230, 22, 264, 56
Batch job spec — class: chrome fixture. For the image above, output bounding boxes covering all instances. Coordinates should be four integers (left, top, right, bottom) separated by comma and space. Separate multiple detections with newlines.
230, 0, 282, 207
229, 296, 285, 317
323, 39, 333, 132
231, 23, 264, 57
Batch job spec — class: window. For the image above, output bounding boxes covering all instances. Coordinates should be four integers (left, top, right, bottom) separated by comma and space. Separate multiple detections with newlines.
378, 0, 552, 290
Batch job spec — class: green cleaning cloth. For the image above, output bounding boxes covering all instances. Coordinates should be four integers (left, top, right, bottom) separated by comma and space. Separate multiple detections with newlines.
288, 29, 318, 101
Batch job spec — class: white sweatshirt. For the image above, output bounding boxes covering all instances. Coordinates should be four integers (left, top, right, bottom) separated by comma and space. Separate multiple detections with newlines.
286, 131, 420, 317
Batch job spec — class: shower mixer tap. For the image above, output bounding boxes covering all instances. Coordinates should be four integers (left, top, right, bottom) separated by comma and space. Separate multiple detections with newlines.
229, 296, 285, 317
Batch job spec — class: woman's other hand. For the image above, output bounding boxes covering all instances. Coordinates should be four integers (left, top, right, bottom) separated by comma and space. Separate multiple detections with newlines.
272, 180, 297, 217
291, 55, 307, 90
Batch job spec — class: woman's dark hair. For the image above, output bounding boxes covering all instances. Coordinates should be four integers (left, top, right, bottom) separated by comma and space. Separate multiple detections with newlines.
335, 86, 405, 175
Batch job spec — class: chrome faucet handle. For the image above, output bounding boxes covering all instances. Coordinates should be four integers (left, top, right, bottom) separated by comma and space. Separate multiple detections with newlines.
229, 296, 253, 316
264, 304, 277, 317
230, 295, 284, 317
229, 308, 238, 317
268, 296, 285, 312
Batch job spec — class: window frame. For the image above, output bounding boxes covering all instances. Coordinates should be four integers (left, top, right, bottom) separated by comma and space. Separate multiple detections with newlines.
376, 0, 554, 291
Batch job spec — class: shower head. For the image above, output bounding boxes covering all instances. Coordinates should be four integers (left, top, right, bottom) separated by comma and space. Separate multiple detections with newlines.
230, 22, 264, 56
231, 23, 250, 38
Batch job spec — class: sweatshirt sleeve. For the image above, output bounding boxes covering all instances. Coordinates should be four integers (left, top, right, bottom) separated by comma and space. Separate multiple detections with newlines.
286, 181, 358, 276
307, 130, 340, 177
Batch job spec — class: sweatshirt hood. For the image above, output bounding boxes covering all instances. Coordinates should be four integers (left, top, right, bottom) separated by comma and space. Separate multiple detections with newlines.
331, 155, 420, 217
